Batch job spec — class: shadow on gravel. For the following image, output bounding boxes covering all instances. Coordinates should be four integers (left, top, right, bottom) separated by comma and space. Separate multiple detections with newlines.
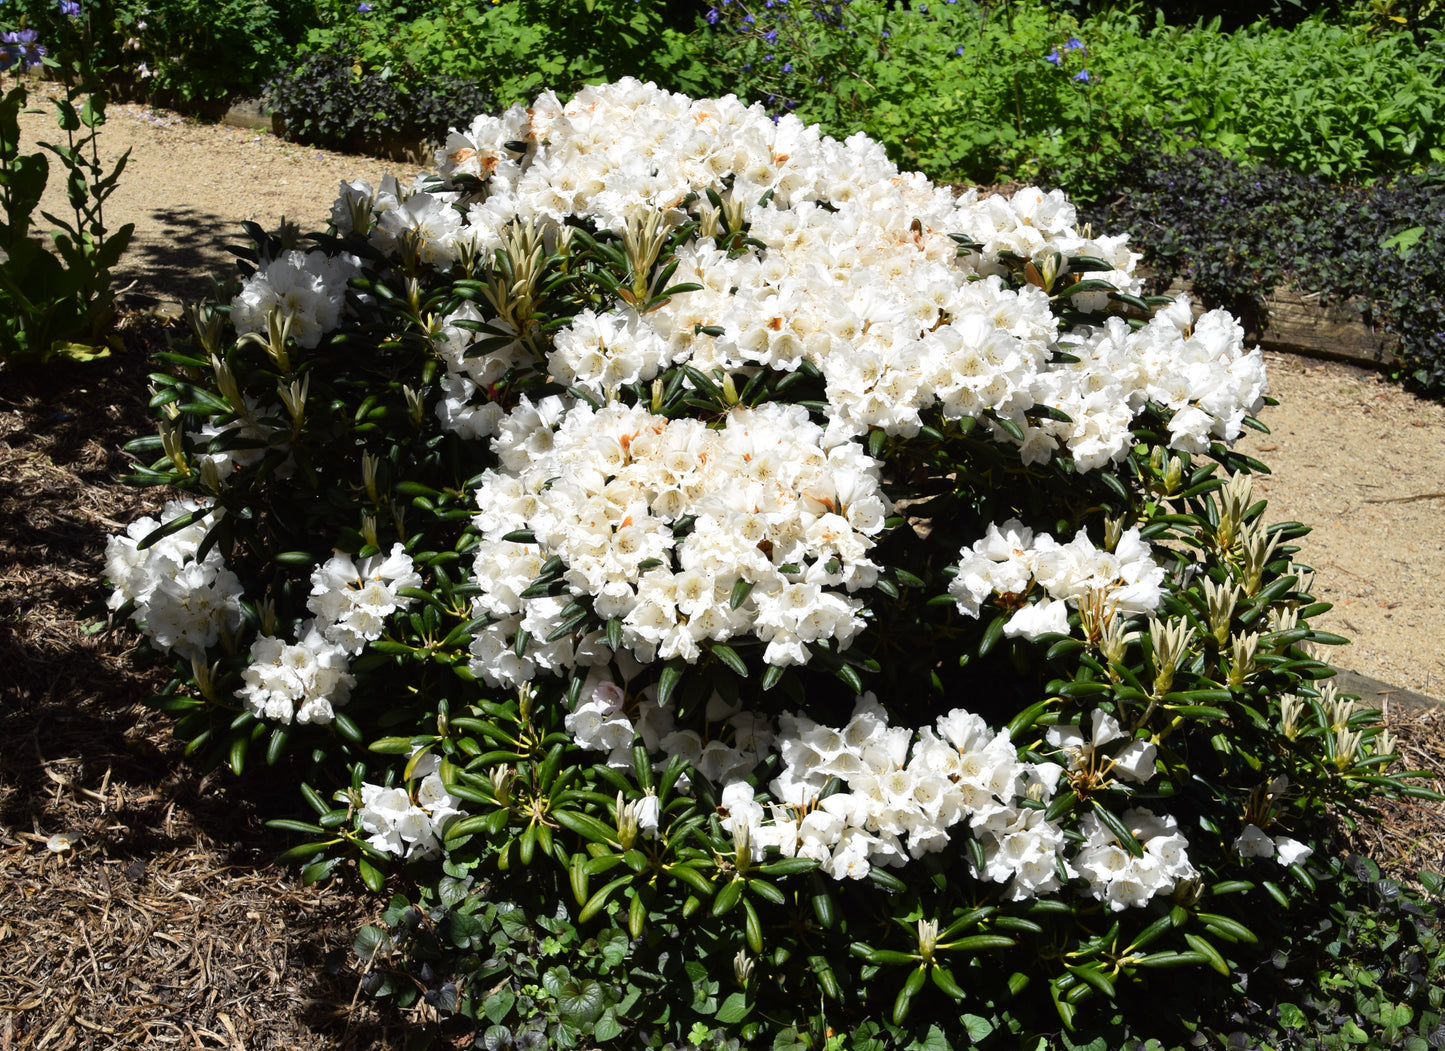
117, 204, 249, 306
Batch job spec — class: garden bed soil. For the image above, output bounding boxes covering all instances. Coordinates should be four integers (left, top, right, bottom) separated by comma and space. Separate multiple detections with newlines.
3, 86, 1444, 1048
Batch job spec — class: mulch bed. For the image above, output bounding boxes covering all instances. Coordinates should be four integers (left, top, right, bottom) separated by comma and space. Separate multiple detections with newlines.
2, 314, 1442, 1048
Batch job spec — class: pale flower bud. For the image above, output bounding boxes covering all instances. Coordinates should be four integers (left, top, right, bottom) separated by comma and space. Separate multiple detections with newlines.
733, 818, 752, 875
1203, 578, 1239, 646
1240, 521, 1280, 596
616, 791, 639, 850
1226, 631, 1259, 689
733, 948, 754, 988
1103, 514, 1125, 552
916, 918, 940, 964
1279, 694, 1305, 740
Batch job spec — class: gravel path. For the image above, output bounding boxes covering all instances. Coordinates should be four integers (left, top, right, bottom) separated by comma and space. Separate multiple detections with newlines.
17, 83, 1445, 702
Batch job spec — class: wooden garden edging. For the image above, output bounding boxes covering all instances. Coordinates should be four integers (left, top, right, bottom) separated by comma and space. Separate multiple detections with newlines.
1159, 279, 1400, 369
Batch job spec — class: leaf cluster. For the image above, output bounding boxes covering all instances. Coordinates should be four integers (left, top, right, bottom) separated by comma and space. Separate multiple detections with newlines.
0, 73, 132, 369
697, 1, 1445, 194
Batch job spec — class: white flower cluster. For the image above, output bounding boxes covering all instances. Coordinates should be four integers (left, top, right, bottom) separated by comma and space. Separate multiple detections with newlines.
467, 399, 889, 685
1046, 710, 1158, 785
565, 673, 775, 786
230, 249, 362, 350
307, 544, 422, 654
1046, 300, 1269, 461
357, 751, 467, 861
235, 544, 420, 724
338, 78, 1264, 470
235, 625, 356, 725
949, 520, 1166, 639
717, 695, 1071, 895
1235, 823, 1314, 867
103, 498, 243, 662
1073, 808, 1197, 911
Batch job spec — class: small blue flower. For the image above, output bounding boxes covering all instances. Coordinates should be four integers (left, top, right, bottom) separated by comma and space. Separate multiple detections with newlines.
782, 61, 793, 72
743, 12, 754, 24
1065, 36, 1085, 53
881, 28, 889, 37
953, 45, 964, 56
742, 62, 752, 71
356, 1, 373, 10
1045, 48, 1061, 65
763, 52, 774, 61
763, 28, 778, 42
59, 0, 81, 17
706, 6, 720, 23
1073, 69, 1090, 83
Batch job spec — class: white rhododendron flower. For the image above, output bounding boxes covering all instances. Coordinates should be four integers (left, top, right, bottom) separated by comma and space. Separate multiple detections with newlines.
950, 520, 1165, 638
467, 399, 889, 685
1074, 808, 1197, 911
1235, 823, 1314, 867
103, 497, 244, 662
230, 249, 362, 349
713, 695, 1071, 890
307, 543, 422, 654
235, 622, 355, 725
357, 752, 467, 861
385, 79, 1262, 467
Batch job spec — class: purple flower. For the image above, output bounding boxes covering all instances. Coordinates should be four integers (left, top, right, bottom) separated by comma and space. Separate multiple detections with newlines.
1065, 36, 1085, 53
0, 29, 45, 72
1045, 47, 1061, 65
356, 1, 373, 10
953, 45, 964, 56
1073, 69, 1090, 83
743, 12, 754, 23
59, 0, 81, 17
706, 6, 720, 22
763, 28, 778, 42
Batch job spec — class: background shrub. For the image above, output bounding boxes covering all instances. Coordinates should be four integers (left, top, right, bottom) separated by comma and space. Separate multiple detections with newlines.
2, 0, 315, 103
266, 45, 495, 154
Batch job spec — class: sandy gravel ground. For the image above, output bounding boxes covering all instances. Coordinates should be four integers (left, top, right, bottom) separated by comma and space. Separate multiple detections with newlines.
16, 82, 1445, 703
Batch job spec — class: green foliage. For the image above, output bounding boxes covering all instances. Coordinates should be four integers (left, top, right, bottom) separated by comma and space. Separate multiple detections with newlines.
0, 55, 132, 368
296, 0, 718, 111
1, 0, 313, 103
698, 1, 1445, 192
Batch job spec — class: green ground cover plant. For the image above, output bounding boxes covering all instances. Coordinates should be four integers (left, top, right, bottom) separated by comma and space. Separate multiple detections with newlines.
1080, 146, 1445, 394
101, 78, 1442, 1048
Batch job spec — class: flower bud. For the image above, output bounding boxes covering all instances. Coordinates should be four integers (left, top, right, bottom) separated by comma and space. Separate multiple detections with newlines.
733, 948, 754, 988
616, 791, 639, 850
916, 918, 940, 964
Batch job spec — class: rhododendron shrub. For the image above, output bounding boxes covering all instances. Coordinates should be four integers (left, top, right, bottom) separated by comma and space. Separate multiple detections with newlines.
107, 81, 1430, 1046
